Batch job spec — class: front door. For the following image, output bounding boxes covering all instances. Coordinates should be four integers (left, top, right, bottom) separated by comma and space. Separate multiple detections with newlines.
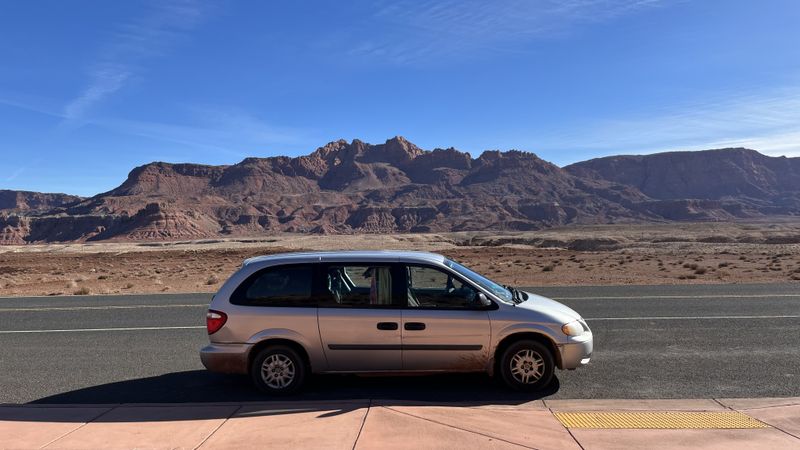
317, 263, 403, 371
400, 264, 492, 371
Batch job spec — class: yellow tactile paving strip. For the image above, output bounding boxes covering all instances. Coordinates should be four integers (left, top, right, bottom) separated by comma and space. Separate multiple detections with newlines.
554, 411, 770, 429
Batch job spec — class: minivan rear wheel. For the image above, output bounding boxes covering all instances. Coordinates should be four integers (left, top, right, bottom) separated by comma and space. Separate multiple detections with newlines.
499, 340, 554, 391
250, 345, 306, 395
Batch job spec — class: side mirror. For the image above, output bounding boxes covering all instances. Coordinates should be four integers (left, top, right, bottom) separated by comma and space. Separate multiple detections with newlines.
477, 292, 491, 307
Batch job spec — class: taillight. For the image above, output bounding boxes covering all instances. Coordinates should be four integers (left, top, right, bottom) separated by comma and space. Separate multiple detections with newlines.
206, 310, 227, 335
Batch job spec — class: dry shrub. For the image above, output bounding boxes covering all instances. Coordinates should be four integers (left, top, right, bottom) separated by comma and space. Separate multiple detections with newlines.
73, 287, 90, 295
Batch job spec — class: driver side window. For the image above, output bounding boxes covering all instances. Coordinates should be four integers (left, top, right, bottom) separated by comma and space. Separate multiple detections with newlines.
406, 265, 480, 309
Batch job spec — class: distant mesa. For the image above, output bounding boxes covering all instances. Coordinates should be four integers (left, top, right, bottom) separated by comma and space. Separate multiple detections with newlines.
0, 190, 83, 213
1, 137, 799, 244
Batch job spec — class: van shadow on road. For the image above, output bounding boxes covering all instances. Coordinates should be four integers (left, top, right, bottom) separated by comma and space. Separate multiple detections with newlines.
21, 370, 559, 422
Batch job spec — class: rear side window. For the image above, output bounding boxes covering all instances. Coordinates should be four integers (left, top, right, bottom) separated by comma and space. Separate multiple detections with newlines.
324, 265, 394, 307
231, 264, 314, 306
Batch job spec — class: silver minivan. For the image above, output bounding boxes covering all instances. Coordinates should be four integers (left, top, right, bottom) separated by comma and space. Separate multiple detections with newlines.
200, 251, 592, 394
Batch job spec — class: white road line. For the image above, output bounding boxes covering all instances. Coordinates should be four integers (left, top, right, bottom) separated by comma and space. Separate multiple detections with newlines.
587, 315, 800, 321
552, 294, 800, 300
0, 326, 206, 334
0, 304, 205, 312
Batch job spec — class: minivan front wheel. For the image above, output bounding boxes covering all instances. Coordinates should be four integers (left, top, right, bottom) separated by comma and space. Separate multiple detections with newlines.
250, 345, 306, 395
499, 340, 554, 391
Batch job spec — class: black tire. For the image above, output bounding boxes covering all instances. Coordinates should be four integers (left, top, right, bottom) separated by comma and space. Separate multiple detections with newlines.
498, 340, 555, 391
250, 345, 306, 395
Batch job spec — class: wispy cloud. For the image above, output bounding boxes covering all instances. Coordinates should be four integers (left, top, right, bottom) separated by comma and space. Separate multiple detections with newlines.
530, 85, 800, 163
5, 166, 26, 183
62, 0, 207, 123
1, 95, 314, 160
4, 158, 43, 183
93, 108, 316, 158
346, 0, 670, 64
0, 95, 61, 119
63, 65, 130, 121
690, 131, 800, 157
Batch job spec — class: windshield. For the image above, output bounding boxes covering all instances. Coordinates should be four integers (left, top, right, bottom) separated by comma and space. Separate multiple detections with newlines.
445, 259, 514, 304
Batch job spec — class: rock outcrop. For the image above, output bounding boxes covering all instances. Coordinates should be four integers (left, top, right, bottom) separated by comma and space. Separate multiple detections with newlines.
0, 190, 82, 213
2, 139, 798, 244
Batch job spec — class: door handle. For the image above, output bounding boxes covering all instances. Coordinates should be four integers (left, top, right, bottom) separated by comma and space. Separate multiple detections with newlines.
404, 322, 426, 331
377, 322, 399, 330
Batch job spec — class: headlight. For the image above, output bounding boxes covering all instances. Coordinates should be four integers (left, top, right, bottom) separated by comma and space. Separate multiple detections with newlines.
561, 320, 584, 336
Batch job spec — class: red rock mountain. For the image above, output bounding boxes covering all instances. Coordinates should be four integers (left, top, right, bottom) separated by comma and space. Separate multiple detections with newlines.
1, 138, 798, 243
0, 190, 82, 212
565, 148, 800, 220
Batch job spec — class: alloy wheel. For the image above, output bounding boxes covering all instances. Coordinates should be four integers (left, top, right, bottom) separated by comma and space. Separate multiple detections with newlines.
261, 353, 296, 389
509, 348, 544, 384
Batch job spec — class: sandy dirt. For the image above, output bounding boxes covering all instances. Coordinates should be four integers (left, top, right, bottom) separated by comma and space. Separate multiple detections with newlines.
1, 222, 799, 297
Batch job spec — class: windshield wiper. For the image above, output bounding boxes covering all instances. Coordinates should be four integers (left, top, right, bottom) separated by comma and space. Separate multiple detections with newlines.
504, 285, 525, 304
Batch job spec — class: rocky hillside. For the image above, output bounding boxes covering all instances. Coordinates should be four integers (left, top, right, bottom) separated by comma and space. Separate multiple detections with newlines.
565, 148, 800, 220
0, 190, 83, 213
2, 138, 798, 244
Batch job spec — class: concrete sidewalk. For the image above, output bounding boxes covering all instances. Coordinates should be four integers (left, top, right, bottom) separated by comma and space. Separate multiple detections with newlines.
1, 398, 798, 449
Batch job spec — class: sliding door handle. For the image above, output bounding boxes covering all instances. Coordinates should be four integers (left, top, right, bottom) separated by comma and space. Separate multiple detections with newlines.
377, 322, 399, 330
404, 322, 426, 331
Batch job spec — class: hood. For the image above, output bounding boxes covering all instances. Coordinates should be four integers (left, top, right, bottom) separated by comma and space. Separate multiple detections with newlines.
516, 291, 583, 321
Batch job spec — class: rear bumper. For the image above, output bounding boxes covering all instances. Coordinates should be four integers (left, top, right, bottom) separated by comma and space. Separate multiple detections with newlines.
200, 343, 251, 374
557, 334, 593, 369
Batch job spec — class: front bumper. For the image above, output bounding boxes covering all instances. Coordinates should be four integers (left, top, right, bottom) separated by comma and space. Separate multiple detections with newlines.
557, 333, 593, 369
200, 343, 251, 374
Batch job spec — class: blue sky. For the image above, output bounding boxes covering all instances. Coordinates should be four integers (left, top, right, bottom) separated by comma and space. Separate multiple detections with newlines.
2, 0, 799, 196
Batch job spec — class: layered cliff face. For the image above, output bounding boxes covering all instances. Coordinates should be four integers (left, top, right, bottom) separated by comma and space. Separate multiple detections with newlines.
565, 148, 800, 200
0, 190, 83, 213
565, 148, 800, 219
0, 190, 87, 244
2, 138, 798, 244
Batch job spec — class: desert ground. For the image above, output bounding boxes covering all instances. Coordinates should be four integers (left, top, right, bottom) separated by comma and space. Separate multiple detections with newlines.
1, 221, 799, 297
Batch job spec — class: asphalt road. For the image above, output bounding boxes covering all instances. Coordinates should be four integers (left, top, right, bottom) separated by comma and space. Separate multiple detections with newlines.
1, 283, 798, 404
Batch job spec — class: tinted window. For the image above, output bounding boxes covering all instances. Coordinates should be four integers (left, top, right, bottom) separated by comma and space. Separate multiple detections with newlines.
406, 265, 480, 309
323, 265, 393, 307
231, 265, 314, 306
